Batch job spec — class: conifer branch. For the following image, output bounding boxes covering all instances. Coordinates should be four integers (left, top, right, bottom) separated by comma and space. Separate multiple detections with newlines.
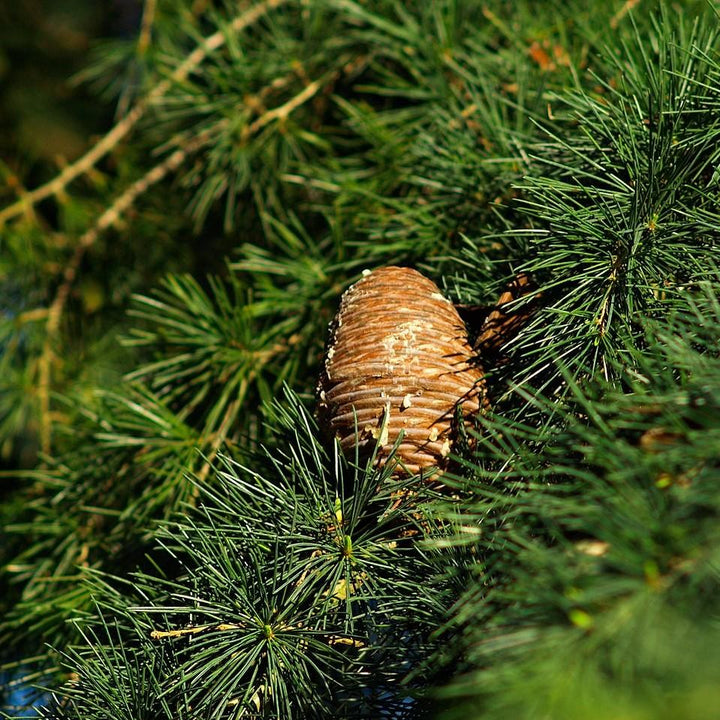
35, 66, 332, 452
0, 0, 289, 227
37, 130, 215, 453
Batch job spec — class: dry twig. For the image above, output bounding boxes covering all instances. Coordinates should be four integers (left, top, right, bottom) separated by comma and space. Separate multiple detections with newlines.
37, 131, 215, 453
610, 0, 642, 29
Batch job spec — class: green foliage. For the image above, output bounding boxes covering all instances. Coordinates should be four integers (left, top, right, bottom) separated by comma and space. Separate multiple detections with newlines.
432, 283, 720, 719
1, 0, 719, 717
35, 395, 454, 718
500, 10, 720, 386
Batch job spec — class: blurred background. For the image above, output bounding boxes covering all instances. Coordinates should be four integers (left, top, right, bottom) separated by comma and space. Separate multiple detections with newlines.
0, 0, 129, 467
0, 2, 131, 712
0, 0, 136, 187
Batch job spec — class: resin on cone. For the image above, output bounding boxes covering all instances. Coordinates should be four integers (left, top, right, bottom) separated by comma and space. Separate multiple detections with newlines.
318, 266, 487, 475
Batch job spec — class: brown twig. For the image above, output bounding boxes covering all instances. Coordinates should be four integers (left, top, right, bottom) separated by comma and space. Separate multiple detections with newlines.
150, 622, 243, 639
150, 621, 365, 649
37, 131, 214, 453
137, 0, 157, 56
0, 0, 288, 227
244, 74, 333, 137
0, 163, 39, 223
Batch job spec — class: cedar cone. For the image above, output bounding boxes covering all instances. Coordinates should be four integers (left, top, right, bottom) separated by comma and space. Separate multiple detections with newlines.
317, 266, 487, 475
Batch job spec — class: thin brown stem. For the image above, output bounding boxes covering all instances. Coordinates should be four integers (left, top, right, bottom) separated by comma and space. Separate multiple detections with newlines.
150, 622, 243, 639
137, 0, 157, 56
37, 131, 214, 453
245, 74, 333, 136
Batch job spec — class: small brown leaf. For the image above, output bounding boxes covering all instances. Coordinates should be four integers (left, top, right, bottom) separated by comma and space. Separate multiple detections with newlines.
528, 41, 553, 71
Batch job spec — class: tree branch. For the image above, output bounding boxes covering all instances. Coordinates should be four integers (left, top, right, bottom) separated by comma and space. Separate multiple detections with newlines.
35, 66, 329, 453
37, 130, 215, 453
0, 0, 289, 227
137, 0, 157, 56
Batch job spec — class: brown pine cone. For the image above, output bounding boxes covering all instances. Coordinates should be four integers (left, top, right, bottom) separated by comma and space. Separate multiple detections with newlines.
317, 266, 487, 475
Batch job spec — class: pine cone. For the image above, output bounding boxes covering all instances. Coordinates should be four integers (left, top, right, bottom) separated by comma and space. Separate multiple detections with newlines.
318, 266, 487, 475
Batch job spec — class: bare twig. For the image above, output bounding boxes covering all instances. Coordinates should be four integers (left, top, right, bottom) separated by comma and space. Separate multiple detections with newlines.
244, 74, 333, 136
150, 622, 243, 639
150, 621, 365, 649
37, 131, 214, 453
137, 0, 157, 56
0, 163, 39, 223
0, 0, 288, 227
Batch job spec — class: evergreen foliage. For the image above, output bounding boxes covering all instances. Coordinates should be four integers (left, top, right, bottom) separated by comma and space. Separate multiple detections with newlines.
1, 0, 719, 717
432, 282, 720, 719
37, 398, 455, 718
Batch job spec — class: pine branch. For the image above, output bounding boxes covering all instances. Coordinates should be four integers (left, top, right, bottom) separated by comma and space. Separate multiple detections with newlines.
0, 0, 289, 228
482, 10, 720, 390
429, 282, 720, 718
35, 61, 335, 453
32, 392, 452, 718
36, 130, 216, 453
